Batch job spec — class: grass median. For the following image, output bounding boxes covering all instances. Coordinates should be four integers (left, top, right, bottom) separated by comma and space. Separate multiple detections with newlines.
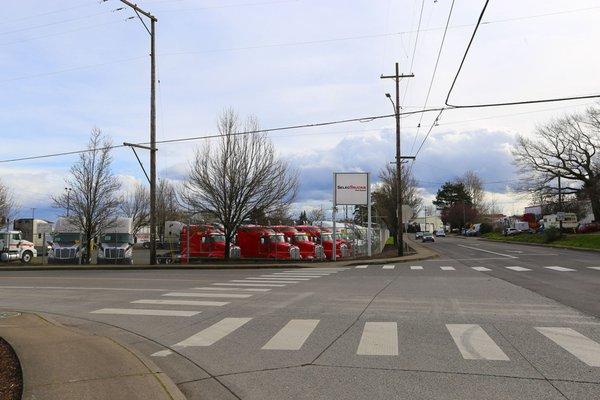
482, 232, 600, 250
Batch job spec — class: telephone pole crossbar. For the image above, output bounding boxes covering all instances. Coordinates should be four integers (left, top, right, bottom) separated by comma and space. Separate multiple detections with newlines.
381, 63, 414, 257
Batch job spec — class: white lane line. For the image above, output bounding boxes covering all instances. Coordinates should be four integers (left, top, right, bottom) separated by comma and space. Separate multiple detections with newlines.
258, 276, 311, 280
151, 350, 173, 357
175, 317, 252, 347
194, 287, 270, 292
472, 267, 492, 272
270, 275, 324, 278
262, 319, 320, 350
91, 308, 200, 317
536, 327, 600, 367
356, 322, 398, 356
544, 266, 576, 272
457, 244, 518, 259
213, 283, 285, 287
382, 264, 395, 270
163, 292, 252, 299
505, 266, 532, 272
230, 280, 298, 284
410, 266, 423, 270
446, 324, 509, 361
355, 265, 368, 269
0, 286, 169, 292
132, 299, 229, 307
440, 266, 455, 271
276, 272, 331, 275
588, 267, 600, 271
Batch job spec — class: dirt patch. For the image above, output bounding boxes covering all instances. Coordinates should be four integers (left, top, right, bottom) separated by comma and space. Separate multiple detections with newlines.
0, 337, 22, 400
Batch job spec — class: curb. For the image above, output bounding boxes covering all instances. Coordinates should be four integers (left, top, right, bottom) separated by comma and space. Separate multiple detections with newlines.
478, 237, 600, 253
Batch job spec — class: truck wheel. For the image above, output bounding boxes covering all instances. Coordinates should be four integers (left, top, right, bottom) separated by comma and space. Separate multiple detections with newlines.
21, 251, 33, 264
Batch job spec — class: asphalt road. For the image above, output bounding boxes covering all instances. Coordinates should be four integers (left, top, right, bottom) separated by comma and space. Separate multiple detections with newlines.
0, 236, 599, 399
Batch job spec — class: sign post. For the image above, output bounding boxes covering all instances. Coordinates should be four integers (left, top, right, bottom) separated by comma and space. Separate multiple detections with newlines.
334, 172, 371, 257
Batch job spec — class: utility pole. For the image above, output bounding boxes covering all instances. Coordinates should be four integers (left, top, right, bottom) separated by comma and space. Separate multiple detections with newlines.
558, 175, 563, 232
118, 0, 158, 265
381, 62, 414, 256
65, 187, 72, 217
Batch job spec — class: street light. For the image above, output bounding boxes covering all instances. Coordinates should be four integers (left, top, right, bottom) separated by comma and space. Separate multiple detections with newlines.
64, 188, 72, 217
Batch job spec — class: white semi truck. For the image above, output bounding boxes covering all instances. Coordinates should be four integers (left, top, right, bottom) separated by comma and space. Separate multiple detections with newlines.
97, 217, 134, 264
0, 230, 37, 263
48, 217, 85, 264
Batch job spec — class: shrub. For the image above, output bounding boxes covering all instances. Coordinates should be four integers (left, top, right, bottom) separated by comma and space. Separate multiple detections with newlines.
543, 227, 562, 243
479, 222, 493, 234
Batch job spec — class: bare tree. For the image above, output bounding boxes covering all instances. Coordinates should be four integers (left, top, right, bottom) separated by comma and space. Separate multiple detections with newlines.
457, 170, 486, 213
513, 106, 600, 221
307, 207, 325, 224
52, 128, 121, 263
156, 178, 184, 241
0, 178, 18, 226
119, 183, 149, 235
183, 109, 299, 258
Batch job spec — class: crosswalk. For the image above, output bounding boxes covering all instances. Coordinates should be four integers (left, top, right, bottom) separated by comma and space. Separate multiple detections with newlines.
89, 268, 348, 318
353, 264, 600, 273
164, 317, 600, 367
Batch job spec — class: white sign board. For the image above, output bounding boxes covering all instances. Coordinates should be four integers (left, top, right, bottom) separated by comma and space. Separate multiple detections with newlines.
334, 173, 369, 206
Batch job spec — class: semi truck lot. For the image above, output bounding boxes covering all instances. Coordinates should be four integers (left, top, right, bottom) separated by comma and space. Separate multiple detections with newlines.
1, 236, 599, 399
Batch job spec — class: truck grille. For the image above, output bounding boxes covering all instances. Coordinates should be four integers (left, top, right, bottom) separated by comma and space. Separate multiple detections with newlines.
290, 247, 301, 260
229, 247, 241, 259
315, 245, 325, 259
58, 248, 76, 259
104, 248, 125, 259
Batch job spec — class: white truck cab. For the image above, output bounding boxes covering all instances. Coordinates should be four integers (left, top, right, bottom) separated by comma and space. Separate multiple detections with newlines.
0, 230, 37, 264
97, 218, 134, 264
48, 218, 84, 264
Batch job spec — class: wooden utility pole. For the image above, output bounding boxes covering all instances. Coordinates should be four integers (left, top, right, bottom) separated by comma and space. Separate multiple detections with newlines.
381, 63, 414, 256
119, 0, 158, 265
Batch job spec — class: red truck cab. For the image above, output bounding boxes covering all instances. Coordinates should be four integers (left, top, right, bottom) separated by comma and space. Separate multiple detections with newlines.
180, 225, 234, 262
236, 225, 301, 260
271, 226, 325, 260
295, 225, 348, 260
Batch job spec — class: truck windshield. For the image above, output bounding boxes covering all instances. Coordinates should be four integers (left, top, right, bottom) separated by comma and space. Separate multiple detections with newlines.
294, 234, 309, 242
208, 234, 225, 243
101, 234, 132, 244
54, 233, 83, 244
269, 234, 285, 243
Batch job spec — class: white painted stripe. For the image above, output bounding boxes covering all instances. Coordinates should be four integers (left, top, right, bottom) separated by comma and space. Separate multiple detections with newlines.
457, 244, 517, 258
270, 275, 323, 278
357, 322, 398, 356
257, 276, 311, 280
163, 292, 252, 299
355, 265, 368, 269
440, 266, 455, 271
230, 280, 298, 284
588, 267, 600, 271
132, 299, 229, 307
382, 264, 395, 269
194, 287, 270, 292
91, 308, 200, 317
536, 327, 600, 367
544, 266, 576, 272
506, 266, 532, 272
175, 318, 252, 347
410, 266, 423, 270
275, 272, 331, 275
213, 283, 285, 287
151, 350, 173, 357
262, 319, 320, 350
446, 324, 509, 361
472, 267, 492, 271
0, 286, 169, 292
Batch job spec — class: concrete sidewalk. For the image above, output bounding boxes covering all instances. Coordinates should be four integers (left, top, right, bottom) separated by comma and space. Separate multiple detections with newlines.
0, 235, 438, 271
0, 313, 185, 400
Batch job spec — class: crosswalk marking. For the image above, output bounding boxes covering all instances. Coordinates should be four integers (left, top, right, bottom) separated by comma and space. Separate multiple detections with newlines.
163, 292, 252, 299
262, 319, 320, 350
410, 266, 423, 270
194, 287, 271, 292
132, 299, 229, 307
446, 324, 509, 361
277, 272, 332, 275
151, 350, 173, 357
230, 280, 298, 284
536, 327, 600, 367
175, 318, 252, 347
355, 265, 368, 269
588, 267, 600, 271
91, 308, 200, 317
258, 276, 311, 280
382, 264, 395, 269
213, 283, 285, 287
544, 266, 576, 272
506, 266, 532, 272
357, 322, 398, 356
270, 274, 324, 278
472, 267, 492, 271
440, 266, 455, 271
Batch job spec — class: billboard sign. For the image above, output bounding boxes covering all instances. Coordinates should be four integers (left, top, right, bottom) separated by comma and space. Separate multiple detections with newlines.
334, 172, 369, 206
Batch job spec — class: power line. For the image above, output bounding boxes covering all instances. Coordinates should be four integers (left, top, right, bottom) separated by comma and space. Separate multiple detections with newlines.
155, 0, 298, 13
0, 10, 116, 36
0, 2, 98, 25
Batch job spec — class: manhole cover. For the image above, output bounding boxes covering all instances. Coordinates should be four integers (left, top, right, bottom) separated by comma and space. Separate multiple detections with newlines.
0, 312, 20, 319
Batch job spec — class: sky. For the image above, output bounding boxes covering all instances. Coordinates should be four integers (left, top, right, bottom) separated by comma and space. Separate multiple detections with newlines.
1, 0, 599, 221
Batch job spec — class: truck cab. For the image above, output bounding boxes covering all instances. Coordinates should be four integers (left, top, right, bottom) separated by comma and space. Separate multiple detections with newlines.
180, 224, 240, 262
236, 226, 301, 260
271, 226, 325, 260
97, 218, 134, 264
0, 230, 37, 264
295, 226, 349, 260
48, 217, 85, 264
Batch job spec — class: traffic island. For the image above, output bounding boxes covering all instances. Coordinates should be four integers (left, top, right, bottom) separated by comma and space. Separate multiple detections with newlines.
0, 312, 185, 400
0, 328, 22, 400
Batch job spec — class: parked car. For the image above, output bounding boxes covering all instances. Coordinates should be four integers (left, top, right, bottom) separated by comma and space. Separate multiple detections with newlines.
577, 222, 600, 234
422, 232, 435, 243
434, 229, 446, 237
415, 231, 424, 239
503, 227, 520, 236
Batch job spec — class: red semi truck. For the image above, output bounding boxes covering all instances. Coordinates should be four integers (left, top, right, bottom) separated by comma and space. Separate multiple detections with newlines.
295, 225, 349, 260
271, 226, 325, 261
179, 225, 239, 263
236, 225, 301, 260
